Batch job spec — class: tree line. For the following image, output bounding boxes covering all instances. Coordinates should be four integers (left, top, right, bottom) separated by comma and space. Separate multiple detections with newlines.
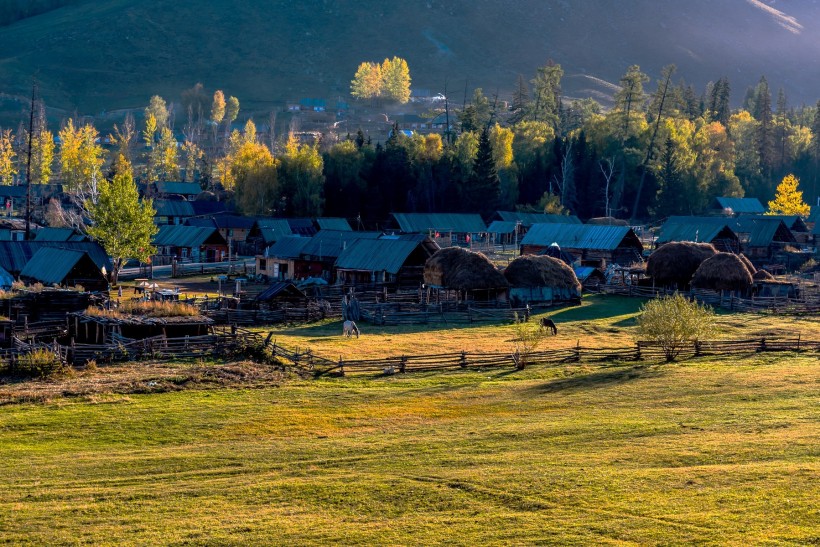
1, 64, 818, 227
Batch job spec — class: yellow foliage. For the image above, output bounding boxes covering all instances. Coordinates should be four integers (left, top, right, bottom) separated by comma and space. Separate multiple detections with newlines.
767, 174, 810, 216
0, 128, 16, 184
490, 124, 514, 169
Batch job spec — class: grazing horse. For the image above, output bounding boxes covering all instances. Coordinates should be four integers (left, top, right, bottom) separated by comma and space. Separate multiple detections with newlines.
540, 318, 558, 335
342, 320, 360, 338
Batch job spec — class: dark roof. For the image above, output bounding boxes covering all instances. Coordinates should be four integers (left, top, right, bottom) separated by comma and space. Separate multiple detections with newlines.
495, 211, 581, 226
156, 181, 202, 196
20, 248, 93, 285
392, 213, 487, 233
661, 216, 794, 247
335, 237, 431, 274
190, 201, 233, 216
287, 218, 317, 236
153, 199, 195, 218
255, 281, 307, 302
255, 219, 293, 244
0, 241, 112, 275
33, 227, 88, 242
713, 197, 766, 214
747, 215, 808, 232
487, 221, 518, 235
315, 217, 352, 231
0, 184, 63, 199
300, 230, 381, 259
153, 225, 226, 248
266, 236, 311, 259
186, 214, 256, 230
522, 224, 643, 251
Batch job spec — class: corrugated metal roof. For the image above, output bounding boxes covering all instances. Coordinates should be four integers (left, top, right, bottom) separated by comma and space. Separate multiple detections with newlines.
335, 238, 425, 274
20, 248, 89, 285
34, 227, 88, 242
301, 230, 381, 259
487, 221, 518, 234
287, 218, 317, 236
153, 225, 224, 248
521, 223, 641, 251
747, 215, 808, 232
714, 197, 765, 214
0, 230, 12, 241
657, 218, 736, 244
315, 217, 352, 231
392, 213, 486, 233
156, 181, 202, 196
190, 201, 233, 216
732, 217, 796, 246
0, 241, 111, 275
255, 281, 306, 301
186, 214, 256, 230
267, 236, 311, 259
153, 199, 195, 218
495, 211, 581, 225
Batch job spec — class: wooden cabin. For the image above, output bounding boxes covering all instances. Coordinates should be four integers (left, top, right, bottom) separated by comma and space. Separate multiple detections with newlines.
153, 225, 228, 263
657, 217, 740, 252
19, 248, 108, 292
334, 234, 440, 286
390, 213, 487, 246
520, 224, 644, 267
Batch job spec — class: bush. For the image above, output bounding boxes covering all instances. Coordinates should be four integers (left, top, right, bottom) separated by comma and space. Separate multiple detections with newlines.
636, 293, 716, 362
510, 313, 548, 369
5, 349, 67, 378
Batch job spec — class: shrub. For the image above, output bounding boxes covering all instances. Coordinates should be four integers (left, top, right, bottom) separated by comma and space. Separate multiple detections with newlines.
510, 313, 548, 369
636, 293, 716, 362
6, 349, 67, 378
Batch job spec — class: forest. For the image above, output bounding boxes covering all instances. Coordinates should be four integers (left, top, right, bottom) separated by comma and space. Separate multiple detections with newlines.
0, 62, 818, 226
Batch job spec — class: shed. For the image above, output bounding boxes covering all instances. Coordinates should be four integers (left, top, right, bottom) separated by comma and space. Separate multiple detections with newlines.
20, 248, 108, 292
712, 196, 766, 215
335, 234, 439, 286
520, 224, 644, 267
730, 217, 796, 262
391, 213, 487, 245
245, 218, 293, 255
153, 225, 228, 262
255, 281, 308, 309
153, 199, 196, 225
573, 266, 607, 290
0, 241, 112, 276
657, 217, 740, 252
259, 236, 314, 280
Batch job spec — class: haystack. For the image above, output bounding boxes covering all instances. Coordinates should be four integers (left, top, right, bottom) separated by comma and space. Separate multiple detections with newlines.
504, 255, 581, 292
646, 241, 718, 288
737, 253, 756, 276
586, 216, 629, 226
691, 253, 754, 292
424, 247, 508, 290
752, 269, 774, 281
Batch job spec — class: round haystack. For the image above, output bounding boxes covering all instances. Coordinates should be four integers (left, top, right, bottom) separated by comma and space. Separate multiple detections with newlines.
586, 216, 629, 226
752, 269, 774, 281
691, 253, 754, 292
646, 241, 718, 288
737, 253, 756, 276
424, 247, 508, 290
503, 255, 582, 292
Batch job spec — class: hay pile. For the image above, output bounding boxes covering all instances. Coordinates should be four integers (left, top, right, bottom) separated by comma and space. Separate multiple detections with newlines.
424, 247, 508, 290
646, 241, 718, 288
752, 269, 774, 281
737, 253, 756, 276
691, 253, 754, 292
586, 216, 629, 226
503, 255, 581, 291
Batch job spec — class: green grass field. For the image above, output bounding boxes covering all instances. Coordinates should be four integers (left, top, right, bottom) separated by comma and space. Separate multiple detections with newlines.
0, 295, 818, 544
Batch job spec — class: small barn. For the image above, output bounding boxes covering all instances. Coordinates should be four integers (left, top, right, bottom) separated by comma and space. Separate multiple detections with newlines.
573, 266, 607, 290
503, 255, 581, 306
0, 241, 112, 277
730, 217, 797, 262
391, 213, 487, 246
646, 241, 718, 289
423, 247, 508, 302
153, 199, 196, 225
712, 196, 766, 215
153, 225, 228, 262
335, 234, 440, 286
657, 217, 740, 252
259, 236, 315, 281
20, 248, 108, 292
691, 253, 754, 293
255, 281, 308, 310
520, 224, 643, 267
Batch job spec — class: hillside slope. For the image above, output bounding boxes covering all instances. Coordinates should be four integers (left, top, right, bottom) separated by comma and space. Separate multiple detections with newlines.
1, 0, 819, 115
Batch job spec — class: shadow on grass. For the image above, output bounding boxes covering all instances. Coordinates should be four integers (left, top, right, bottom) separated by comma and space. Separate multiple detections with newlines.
528, 364, 662, 394
544, 294, 647, 323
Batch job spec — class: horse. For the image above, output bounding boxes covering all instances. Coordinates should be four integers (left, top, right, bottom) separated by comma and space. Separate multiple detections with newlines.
342, 320, 360, 338
540, 317, 558, 335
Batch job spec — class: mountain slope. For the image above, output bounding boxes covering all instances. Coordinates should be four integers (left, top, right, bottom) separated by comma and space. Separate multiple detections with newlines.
1, 0, 819, 115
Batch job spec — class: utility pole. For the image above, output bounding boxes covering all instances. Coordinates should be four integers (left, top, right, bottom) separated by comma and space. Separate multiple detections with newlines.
25, 80, 38, 241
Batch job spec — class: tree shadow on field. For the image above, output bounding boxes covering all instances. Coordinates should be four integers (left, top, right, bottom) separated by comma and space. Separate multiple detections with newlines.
527, 364, 663, 394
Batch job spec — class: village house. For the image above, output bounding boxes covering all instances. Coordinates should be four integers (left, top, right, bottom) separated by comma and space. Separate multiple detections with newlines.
0, 241, 112, 277
245, 218, 294, 256
154, 181, 202, 201
520, 224, 644, 267
19, 247, 108, 292
257, 236, 314, 281
334, 234, 440, 286
185, 214, 256, 256
152, 225, 228, 263
711, 196, 766, 216
153, 199, 196, 225
657, 217, 741, 252
390, 213, 487, 246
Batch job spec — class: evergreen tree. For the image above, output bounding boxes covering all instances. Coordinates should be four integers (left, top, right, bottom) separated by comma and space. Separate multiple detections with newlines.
510, 74, 530, 125
753, 76, 774, 176
466, 127, 500, 217
614, 65, 649, 142
708, 77, 731, 126
530, 60, 563, 130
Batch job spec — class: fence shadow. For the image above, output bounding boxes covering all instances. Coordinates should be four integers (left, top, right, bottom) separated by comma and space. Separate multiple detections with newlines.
527, 364, 662, 394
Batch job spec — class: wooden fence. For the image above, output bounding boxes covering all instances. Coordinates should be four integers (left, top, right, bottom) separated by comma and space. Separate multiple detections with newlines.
262, 336, 819, 377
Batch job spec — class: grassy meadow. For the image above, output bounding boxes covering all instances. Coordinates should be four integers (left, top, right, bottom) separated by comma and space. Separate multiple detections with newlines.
0, 295, 818, 544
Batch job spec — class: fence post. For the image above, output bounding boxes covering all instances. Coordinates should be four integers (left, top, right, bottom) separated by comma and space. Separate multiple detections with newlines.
460, 351, 467, 368
574, 340, 581, 363
759, 338, 766, 352
400, 356, 406, 374
338, 356, 345, 377
694, 340, 702, 357
797, 334, 800, 351
634, 342, 641, 361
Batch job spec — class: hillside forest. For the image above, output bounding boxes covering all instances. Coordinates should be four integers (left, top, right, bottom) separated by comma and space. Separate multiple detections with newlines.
1, 62, 819, 225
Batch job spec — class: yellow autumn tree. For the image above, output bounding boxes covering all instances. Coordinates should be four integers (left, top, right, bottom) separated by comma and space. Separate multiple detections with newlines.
381, 57, 411, 103
32, 129, 54, 184
767, 174, 810, 216
0, 129, 17, 185
155, 127, 180, 182
350, 62, 383, 100
59, 120, 106, 198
